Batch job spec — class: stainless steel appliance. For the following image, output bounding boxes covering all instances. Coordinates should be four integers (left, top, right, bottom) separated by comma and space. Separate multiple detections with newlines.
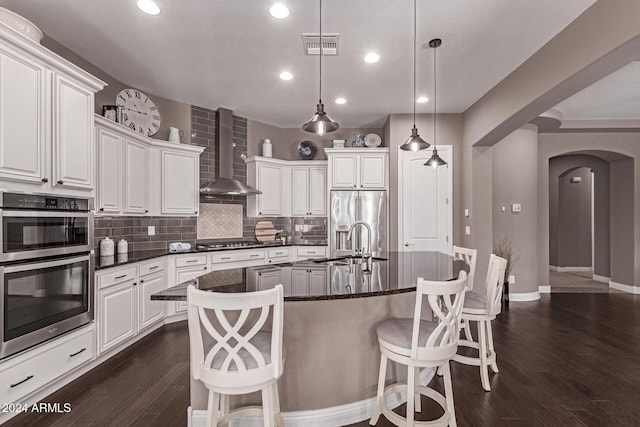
329, 191, 388, 257
0, 192, 94, 359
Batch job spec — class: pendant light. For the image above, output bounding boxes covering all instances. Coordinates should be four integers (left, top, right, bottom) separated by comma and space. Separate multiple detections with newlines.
399, 0, 429, 152
425, 38, 447, 168
303, 0, 339, 136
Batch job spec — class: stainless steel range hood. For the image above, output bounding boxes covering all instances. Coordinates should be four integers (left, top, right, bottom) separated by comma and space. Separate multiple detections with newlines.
199, 108, 261, 196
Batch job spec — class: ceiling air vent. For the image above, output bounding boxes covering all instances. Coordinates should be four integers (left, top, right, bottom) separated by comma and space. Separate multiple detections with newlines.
302, 33, 339, 55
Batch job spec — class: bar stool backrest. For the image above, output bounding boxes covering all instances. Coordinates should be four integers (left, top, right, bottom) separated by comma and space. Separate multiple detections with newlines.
485, 254, 508, 316
453, 246, 478, 291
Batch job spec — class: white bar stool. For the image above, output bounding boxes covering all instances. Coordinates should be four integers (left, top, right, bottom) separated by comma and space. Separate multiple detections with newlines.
452, 254, 507, 391
370, 271, 468, 427
452, 246, 478, 341
187, 284, 284, 427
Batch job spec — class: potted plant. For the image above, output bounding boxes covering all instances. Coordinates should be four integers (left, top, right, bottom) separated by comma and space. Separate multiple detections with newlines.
276, 231, 289, 244
493, 236, 518, 306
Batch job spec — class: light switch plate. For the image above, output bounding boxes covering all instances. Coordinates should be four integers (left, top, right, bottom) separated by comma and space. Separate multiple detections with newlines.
464, 208, 469, 217
508, 275, 515, 284
465, 226, 471, 236
511, 203, 522, 213
148, 226, 155, 236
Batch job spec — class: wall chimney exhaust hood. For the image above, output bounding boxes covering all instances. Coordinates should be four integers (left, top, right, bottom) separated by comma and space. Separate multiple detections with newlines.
199, 108, 261, 196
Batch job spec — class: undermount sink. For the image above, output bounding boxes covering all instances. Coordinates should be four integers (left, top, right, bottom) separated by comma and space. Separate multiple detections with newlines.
313, 255, 388, 266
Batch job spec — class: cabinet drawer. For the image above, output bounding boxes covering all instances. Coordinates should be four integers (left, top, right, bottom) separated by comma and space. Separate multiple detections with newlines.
210, 250, 265, 264
0, 328, 94, 404
138, 259, 166, 277
268, 248, 290, 259
175, 255, 207, 267
97, 266, 137, 290
296, 247, 327, 257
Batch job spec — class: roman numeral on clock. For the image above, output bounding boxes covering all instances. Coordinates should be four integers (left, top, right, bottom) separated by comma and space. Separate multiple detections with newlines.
128, 122, 136, 131
135, 91, 141, 99
125, 89, 132, 98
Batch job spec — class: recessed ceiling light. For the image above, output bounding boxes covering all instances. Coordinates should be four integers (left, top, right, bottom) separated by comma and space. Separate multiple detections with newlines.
364, 52, 380, 64
335, 98, 347, 105
137, 0, 160, 15
416, 96, 429, 103
269, 3, 290, 19
279, 71, 293, 81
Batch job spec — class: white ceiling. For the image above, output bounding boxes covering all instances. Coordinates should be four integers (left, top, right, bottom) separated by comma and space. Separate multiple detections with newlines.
0, 0, 597, 128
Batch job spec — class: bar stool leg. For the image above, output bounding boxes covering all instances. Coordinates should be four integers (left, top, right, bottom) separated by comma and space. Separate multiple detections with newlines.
407, 365, 416, 425
219, 394, 229, 427
369, 353, 387, 425
272, 382, 284, 427
207, 390, 220, 427
262, 386, 275, 427
414, 368, 422, 413
442, 362, 457, 427
486, 320, 499, 373
478, 320, 491, 391
463, 319, 473, 341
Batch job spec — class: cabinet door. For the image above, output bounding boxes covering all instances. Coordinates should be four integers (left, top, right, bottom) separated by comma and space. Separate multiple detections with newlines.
257, 269, 283, 291
162, 150, 198, 215
96, 127, 122, 214
124, 138, 148, 214
309, 166, 327, 215
98, 281, 136, 354
53, 74, 94, 190
331, 155, 357, 188
175, 266, 207, 313
0, 47, 46, 184
256, 163, 283, 216
138, 273, 166, 330
290, 167, 309, 216
359, 154, 387, 189
309, 268, 328, 296
290, 268, 309, 297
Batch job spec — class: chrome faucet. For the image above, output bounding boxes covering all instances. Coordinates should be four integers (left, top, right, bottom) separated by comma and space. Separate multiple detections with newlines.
347, 221, 371, 259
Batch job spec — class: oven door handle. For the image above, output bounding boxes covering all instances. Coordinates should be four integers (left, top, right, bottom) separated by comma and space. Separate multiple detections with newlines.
1, 210, 91, 218
1, 254, 91, 274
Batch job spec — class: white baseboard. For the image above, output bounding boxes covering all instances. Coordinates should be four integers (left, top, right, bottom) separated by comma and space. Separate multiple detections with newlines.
549, 265, 559, 272
190, 369, 435, 427
609, 281, 640, 294
538, 285, 551, 294
508, 291, 541, 302
592, 274, 610, 283
556, 266, 592, 273
164, 313, 188, 324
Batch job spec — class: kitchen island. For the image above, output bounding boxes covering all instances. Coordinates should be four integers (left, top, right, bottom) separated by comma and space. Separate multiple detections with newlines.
151, 251, 467, 426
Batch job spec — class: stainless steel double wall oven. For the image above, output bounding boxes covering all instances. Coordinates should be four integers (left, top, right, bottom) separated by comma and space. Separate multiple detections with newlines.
0, 192, 94, 359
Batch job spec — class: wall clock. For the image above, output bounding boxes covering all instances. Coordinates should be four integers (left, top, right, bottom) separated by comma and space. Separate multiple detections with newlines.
115, 88, 161, 136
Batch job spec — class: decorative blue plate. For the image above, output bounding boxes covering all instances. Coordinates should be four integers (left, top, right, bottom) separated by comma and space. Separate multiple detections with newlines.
297, 140, 318, 160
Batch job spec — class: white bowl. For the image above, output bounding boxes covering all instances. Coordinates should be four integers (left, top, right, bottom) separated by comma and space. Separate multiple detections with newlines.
0, 7, 43, 43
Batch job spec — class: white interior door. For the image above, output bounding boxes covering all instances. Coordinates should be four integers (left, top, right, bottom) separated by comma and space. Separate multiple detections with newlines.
400, 146, 452, 253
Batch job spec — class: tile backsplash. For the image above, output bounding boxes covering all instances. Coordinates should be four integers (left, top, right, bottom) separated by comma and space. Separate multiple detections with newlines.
197, 204, 243, 239
94, 216, 196, 255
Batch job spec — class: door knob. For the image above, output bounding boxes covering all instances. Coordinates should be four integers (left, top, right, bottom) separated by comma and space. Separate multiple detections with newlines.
405, 242, 410, 247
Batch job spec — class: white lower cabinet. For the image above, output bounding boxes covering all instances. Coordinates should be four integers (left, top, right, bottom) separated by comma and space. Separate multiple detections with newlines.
290, 266, 328, 296
138, 272, 166, 329
0, 326, 94, 407
174, 265, 208, 313
97, 280, 137, 354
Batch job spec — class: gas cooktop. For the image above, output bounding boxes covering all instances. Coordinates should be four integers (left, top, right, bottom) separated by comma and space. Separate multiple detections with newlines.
195, 241, 276, 251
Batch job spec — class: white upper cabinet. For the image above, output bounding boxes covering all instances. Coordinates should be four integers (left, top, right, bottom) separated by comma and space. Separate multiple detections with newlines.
246, 156, 327, 218
0, 45, 46, 184
291, 166, 327, 216
52, 74, 94, 190
0, 25, 105, 193
161, 149, 199, 215
124, 138, 148, 214
96, 127, 122, 214
326, 148, 389, 190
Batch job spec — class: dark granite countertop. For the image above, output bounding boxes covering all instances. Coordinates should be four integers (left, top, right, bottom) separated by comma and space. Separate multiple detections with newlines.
95, 240, 328, 271
151, 251, 468, 302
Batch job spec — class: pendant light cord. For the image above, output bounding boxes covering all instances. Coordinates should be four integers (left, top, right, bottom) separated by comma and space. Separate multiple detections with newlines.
319, 0, 323, 104
433, 39, 437, 148
412, 0, 416, 128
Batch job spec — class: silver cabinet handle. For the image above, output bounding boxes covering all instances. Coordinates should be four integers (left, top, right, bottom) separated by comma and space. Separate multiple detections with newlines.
70, 348, 86, 358
275, 252, 284, 255
149, 266, 159, 270
115, 274, 127, 280
186, 259, 198, 263
307, 251, 316, 254
250, 254, 260, 257
11, 375, 33, 388
221, 257, 231, 260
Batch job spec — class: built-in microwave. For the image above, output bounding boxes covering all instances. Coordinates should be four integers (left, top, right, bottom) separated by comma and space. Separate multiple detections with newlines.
0, 192, 93, 262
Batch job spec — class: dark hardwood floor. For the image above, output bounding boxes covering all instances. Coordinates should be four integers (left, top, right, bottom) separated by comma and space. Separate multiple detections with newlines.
6, 293, 640, 426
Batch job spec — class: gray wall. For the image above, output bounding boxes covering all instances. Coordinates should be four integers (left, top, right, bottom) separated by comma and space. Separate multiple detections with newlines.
43, 36, 192, 145
548, 154, 610, 277
538, 133, 638, 289
492, 125, 538, 293
610, 158, 635, 285
247, 119, 382, 161
558, 167, 592, 268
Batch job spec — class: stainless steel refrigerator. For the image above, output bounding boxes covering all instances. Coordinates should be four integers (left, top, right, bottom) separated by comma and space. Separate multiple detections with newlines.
329, 191, 388, 257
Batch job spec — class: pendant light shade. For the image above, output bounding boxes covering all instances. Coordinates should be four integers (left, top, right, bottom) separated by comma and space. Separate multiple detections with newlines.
400, 0, 429, 152
303, 0, 339, 136
303, 103, 339, 136
424, 38, 447, 168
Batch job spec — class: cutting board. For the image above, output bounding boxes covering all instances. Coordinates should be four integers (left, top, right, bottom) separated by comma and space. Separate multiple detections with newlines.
255, 221, 281, 242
